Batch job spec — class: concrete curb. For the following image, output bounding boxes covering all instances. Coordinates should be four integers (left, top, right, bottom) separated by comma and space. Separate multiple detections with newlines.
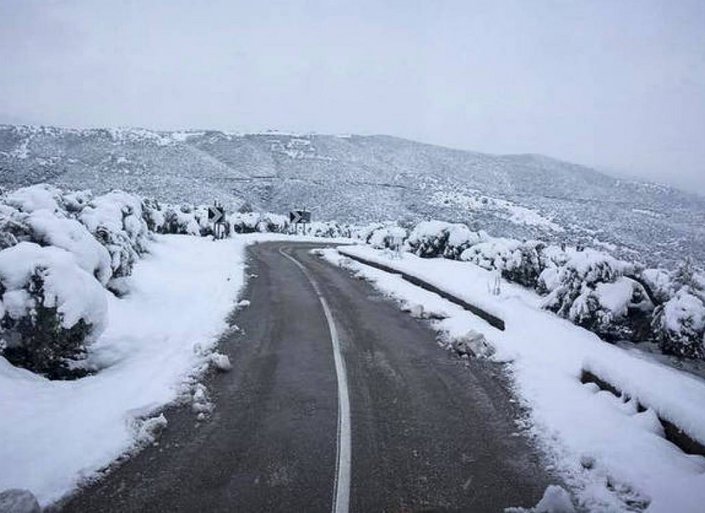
337, 248, 506, 331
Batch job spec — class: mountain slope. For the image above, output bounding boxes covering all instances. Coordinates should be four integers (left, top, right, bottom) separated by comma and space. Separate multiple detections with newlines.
1, 125, 703, 265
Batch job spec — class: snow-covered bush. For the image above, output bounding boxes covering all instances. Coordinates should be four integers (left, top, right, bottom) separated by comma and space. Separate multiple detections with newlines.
405, 221, 483, 259
367, 225, 408, 250
540, 249, 650, 340
309, 221, 353, 239
79, 191, 150, 278
354, 223, 386, 244
443, 224, 487, 259
4, 184, 63, 214
640, 268, 674, 305
142, 198, 167, 233
0, 242, 108, 378
163, 206, 202, 235
651, 289, 705, 359
405, 221, 452, 257
568, 277, 654, 341
460, 238, 544, 287
24, 210, 113, 285
228, 212, 282, 234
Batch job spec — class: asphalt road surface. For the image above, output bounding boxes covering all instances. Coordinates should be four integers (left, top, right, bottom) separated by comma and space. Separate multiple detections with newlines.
58, 241, 553, 513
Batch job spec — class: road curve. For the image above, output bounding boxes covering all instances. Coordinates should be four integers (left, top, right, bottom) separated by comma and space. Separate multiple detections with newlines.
57, 241, 553, 513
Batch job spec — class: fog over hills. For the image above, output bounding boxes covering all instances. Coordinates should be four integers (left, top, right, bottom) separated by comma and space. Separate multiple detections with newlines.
1, 124, 703, 266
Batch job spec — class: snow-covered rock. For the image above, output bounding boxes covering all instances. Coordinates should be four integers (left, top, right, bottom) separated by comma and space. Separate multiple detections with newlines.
506, 485, 575, 513
209, 352, 232, 372
134, 414, 168, 446
451, 330, 495, 358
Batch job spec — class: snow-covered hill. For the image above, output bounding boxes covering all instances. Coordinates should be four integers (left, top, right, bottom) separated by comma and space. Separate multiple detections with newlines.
1, 125, 703, 266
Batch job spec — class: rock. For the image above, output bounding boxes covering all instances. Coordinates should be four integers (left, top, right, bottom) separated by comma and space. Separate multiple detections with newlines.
191, 383, 213, 416
505, 484, 575, 513
209, 352, 232, 372
409, 304, 425, 318
451, 330, 495, 358
0, 489, 40, 513
135, 414, 167, 446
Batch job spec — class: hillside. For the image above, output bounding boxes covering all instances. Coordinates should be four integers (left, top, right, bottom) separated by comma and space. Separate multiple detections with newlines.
1, 124, 703, 266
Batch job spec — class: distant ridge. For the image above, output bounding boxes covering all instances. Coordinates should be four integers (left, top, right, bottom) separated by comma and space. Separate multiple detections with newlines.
1, 124, 703, 266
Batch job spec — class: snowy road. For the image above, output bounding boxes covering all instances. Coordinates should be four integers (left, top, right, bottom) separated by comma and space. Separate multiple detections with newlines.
59, 241, 552, 512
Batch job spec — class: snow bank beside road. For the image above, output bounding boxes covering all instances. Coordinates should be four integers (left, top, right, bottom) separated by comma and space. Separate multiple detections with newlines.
330, 246, 705, 513
0, 235, 246, 506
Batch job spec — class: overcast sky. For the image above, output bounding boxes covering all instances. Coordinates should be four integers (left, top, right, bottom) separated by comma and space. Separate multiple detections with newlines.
1, 0, 704, 193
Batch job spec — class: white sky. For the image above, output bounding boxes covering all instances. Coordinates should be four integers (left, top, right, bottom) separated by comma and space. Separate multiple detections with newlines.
1, 0, 704, 194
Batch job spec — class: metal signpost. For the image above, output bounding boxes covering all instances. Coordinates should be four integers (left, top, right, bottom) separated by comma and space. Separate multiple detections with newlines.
289, 208, 311, 234
209, 202, 226, 240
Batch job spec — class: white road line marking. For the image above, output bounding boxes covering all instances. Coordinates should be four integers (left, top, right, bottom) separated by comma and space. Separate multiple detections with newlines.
278, 247, 351, 513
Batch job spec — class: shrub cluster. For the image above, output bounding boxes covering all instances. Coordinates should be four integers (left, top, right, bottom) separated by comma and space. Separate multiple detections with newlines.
0, 185, 154, 378
363, 220, 705, 359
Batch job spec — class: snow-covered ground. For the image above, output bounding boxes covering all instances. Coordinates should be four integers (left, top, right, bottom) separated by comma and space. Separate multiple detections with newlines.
327, 245, 705, 513
0, 235, 247, 506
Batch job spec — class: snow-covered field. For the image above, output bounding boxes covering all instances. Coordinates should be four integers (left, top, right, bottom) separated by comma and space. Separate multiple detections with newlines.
0, 235, 247, 506
327, 246, 705, 513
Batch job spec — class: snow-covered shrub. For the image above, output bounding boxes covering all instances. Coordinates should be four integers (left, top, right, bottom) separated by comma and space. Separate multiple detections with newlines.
460, 238, 545, 287
229, 212, 289, 234
443, 224, 487, 259
568, 277, 654, 341
540, 249, 648, 340
367, 225, 408, 250
62, 190, 93, 213
79, 191, 150, 278
162, 206, 201, 235
0, 204, 32, 249
229, 212, 263, 233
405, 220, 451, 257
651, 289, 705, 359
405, 220, 482, 259
142, 198, 167, 233
309, 221, 352, 239
640, 268, 674, 305
0, 242, 108, 378
4, 184, 63, 213
354, 223, 386, 244
24, 210, 113, 285
260, 213, 288, 233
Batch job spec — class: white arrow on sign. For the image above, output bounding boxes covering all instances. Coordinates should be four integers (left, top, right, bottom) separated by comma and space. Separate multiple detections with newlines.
289, 210, 302, 223
208, 206, 224, 224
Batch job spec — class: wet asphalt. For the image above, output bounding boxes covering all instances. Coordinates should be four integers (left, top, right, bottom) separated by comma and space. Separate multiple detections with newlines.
57, 241, 553, 513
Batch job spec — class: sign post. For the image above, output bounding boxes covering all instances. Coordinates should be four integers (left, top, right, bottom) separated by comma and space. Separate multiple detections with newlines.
208, 202, 226, 240
289, 208, 311, 234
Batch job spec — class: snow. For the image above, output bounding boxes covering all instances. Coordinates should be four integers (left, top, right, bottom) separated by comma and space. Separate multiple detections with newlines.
661, 290, 705, 334
429, 190, 564, 232
4, 184, 61, 213
209, 352, 232, 372
329, 245, 705, 512
506, 485, 576, 513
593, 278, 639, 317
0, 235, 246, 506
25, 210, 113, 285
0, 242, 108, 332
0, 489, 40, 513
